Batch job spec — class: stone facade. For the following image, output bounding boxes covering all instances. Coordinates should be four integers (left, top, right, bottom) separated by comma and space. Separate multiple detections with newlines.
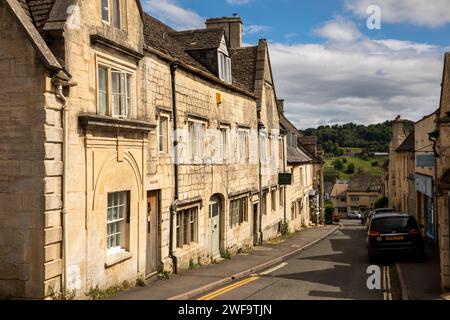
0, 1, 325, 299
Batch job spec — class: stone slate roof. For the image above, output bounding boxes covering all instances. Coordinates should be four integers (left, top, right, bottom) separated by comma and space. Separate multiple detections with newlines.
169, 28, 225, 51
396, 130, 415, 152
230, 47, 258, 93
5, 0, 62, 71
287, 145, 314, 164
330, 183, 348, 197
348, 175, 381, 192
143, 14, 212, 75
18, 0, 56, 32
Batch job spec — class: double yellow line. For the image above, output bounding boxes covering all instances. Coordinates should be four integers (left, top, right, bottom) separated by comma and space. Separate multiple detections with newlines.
383, 266, 393, 301
198, 276, 261, 301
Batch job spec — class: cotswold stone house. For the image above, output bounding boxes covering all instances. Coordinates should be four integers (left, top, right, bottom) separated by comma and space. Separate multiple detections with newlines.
346, 175, 382, 213
0, 0, 323, 299
279, 109, 320, 231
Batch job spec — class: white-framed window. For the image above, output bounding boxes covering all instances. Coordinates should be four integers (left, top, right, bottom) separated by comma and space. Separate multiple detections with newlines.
238, 129, 249, 163
219, 127, 229, 163
159, 115, 169, 153
259, 133, 267, 161
271, 189, 277, 212
107, 191, 129, 255
279, 187, 284, 207
101, 0, 110, 24
113, 0, 121, 29
188, 121, 206, 161
262, 191, 267, 216
176, 207, 198, 248
230, 197, 248, 228
97, 65, 132, 118
218, 52, 232, 83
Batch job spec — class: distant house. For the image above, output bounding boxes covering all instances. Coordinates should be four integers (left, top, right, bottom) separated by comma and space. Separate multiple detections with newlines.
324, 182, 334, 201
347, 175, 382, 213
330, 182, 349, 216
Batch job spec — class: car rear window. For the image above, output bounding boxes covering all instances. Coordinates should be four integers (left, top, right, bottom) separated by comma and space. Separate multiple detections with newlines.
370, 217, 418, 233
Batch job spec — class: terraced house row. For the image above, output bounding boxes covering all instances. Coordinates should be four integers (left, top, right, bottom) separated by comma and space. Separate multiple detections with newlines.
0, 0, 324, 299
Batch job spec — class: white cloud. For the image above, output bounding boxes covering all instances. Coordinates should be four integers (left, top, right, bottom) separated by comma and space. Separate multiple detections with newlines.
270, 17, 444, 129
346, 0, 450, 28
314, 16, 362, 42
143, 0, 204, 30
243, 25, 271, 36
226, 0, 251, 4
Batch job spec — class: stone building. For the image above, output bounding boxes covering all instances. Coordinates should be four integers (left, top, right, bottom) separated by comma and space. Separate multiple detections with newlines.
415, 112, 438, 242
388, 116, 410, 211
433, 52, 450, 290
346, 175, 382, 213
0, 0, 323, 299
395, 129, 416, 214
330, 181, 348, 217
279, 111, 319, 231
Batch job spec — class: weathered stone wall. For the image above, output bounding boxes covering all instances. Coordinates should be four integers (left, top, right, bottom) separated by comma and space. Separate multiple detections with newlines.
143, 52, 259, 271
55, 0, 148, 297
0, 1, 50, 298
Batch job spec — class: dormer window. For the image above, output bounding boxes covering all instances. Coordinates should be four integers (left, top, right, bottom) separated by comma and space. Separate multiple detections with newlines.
218, 52, 232, 83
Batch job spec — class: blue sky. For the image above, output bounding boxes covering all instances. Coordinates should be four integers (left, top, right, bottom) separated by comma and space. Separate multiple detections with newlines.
142, 0, 450, 128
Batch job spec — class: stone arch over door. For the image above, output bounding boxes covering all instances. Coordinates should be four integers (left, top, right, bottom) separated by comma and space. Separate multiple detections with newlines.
209, 194, 225, 260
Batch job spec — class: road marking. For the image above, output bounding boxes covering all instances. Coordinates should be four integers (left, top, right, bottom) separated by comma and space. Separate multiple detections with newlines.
258, 263, 288, 276
198, 276, 260, 300
382, 266, 393, 300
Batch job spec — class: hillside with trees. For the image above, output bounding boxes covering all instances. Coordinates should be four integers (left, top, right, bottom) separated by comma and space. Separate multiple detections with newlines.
301, 121, 414, 155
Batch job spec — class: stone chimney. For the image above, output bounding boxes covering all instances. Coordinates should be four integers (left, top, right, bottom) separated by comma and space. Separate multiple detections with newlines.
205, 16, 243, 48
392, 115, 407, 148
277, 99, 285, 114
299, 136, 318, 157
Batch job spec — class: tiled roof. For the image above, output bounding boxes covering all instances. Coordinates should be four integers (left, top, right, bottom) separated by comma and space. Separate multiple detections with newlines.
170, 28, 225, 51
143, 14, 212, 74
16, 0, 56, 32
396, 130, 415, 152
348, 175, 381, 192
287, 145, 314, 164
5, 0, 62, 70
330, 183, 348, 197
230, 47, 258, 93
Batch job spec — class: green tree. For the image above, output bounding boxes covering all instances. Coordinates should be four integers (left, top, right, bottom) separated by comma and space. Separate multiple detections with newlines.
325, 201, 334, 225
374, 196, 389, 209
324, 168, 340, 182
333, 159, 344, 171
346, 163, 356, 174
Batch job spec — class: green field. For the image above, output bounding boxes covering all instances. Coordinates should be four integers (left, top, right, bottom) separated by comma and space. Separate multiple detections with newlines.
324, 156, 387, 180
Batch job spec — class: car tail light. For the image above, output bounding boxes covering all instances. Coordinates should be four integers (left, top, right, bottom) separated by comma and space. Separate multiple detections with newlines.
409, 229, 420, 236
368, 230, 381, 237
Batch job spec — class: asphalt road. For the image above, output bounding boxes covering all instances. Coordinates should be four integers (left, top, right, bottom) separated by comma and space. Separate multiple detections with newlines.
197, 220, 395, 300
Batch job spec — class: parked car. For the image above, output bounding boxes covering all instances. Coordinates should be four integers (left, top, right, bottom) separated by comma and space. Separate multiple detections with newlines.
365, 208, 396, 228
367, 213, 425, 262
333, 212, 341, 223
347, 211, 362, 219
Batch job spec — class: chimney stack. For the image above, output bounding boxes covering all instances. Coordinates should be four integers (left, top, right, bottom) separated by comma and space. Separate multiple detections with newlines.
392, 116, 407, 148
277, 99, 285, 114
205, 17, 243, 49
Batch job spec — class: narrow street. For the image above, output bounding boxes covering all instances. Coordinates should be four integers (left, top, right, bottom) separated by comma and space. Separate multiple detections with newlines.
197, 220, 398, 300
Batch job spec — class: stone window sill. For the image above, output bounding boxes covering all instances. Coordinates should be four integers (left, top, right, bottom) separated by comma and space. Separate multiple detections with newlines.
105, 251, 132, 268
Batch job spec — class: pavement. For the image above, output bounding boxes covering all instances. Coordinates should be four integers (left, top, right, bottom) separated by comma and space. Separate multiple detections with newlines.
395, 242, 444, 300
196, 220, 390, 300
113, 224, 339, 300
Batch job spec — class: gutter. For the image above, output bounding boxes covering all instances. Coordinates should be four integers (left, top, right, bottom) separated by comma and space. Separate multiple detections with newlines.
169, 62, 179, 274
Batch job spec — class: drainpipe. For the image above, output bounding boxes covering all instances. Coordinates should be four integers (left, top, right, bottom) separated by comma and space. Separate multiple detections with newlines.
282, 135, 287, 223
257, 118, 264, 245
54, 81, 69, 293
169, 62, 179, 274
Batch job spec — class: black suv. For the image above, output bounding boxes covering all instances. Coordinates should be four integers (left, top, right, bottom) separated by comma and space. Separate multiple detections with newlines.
367, 213, 425, 262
